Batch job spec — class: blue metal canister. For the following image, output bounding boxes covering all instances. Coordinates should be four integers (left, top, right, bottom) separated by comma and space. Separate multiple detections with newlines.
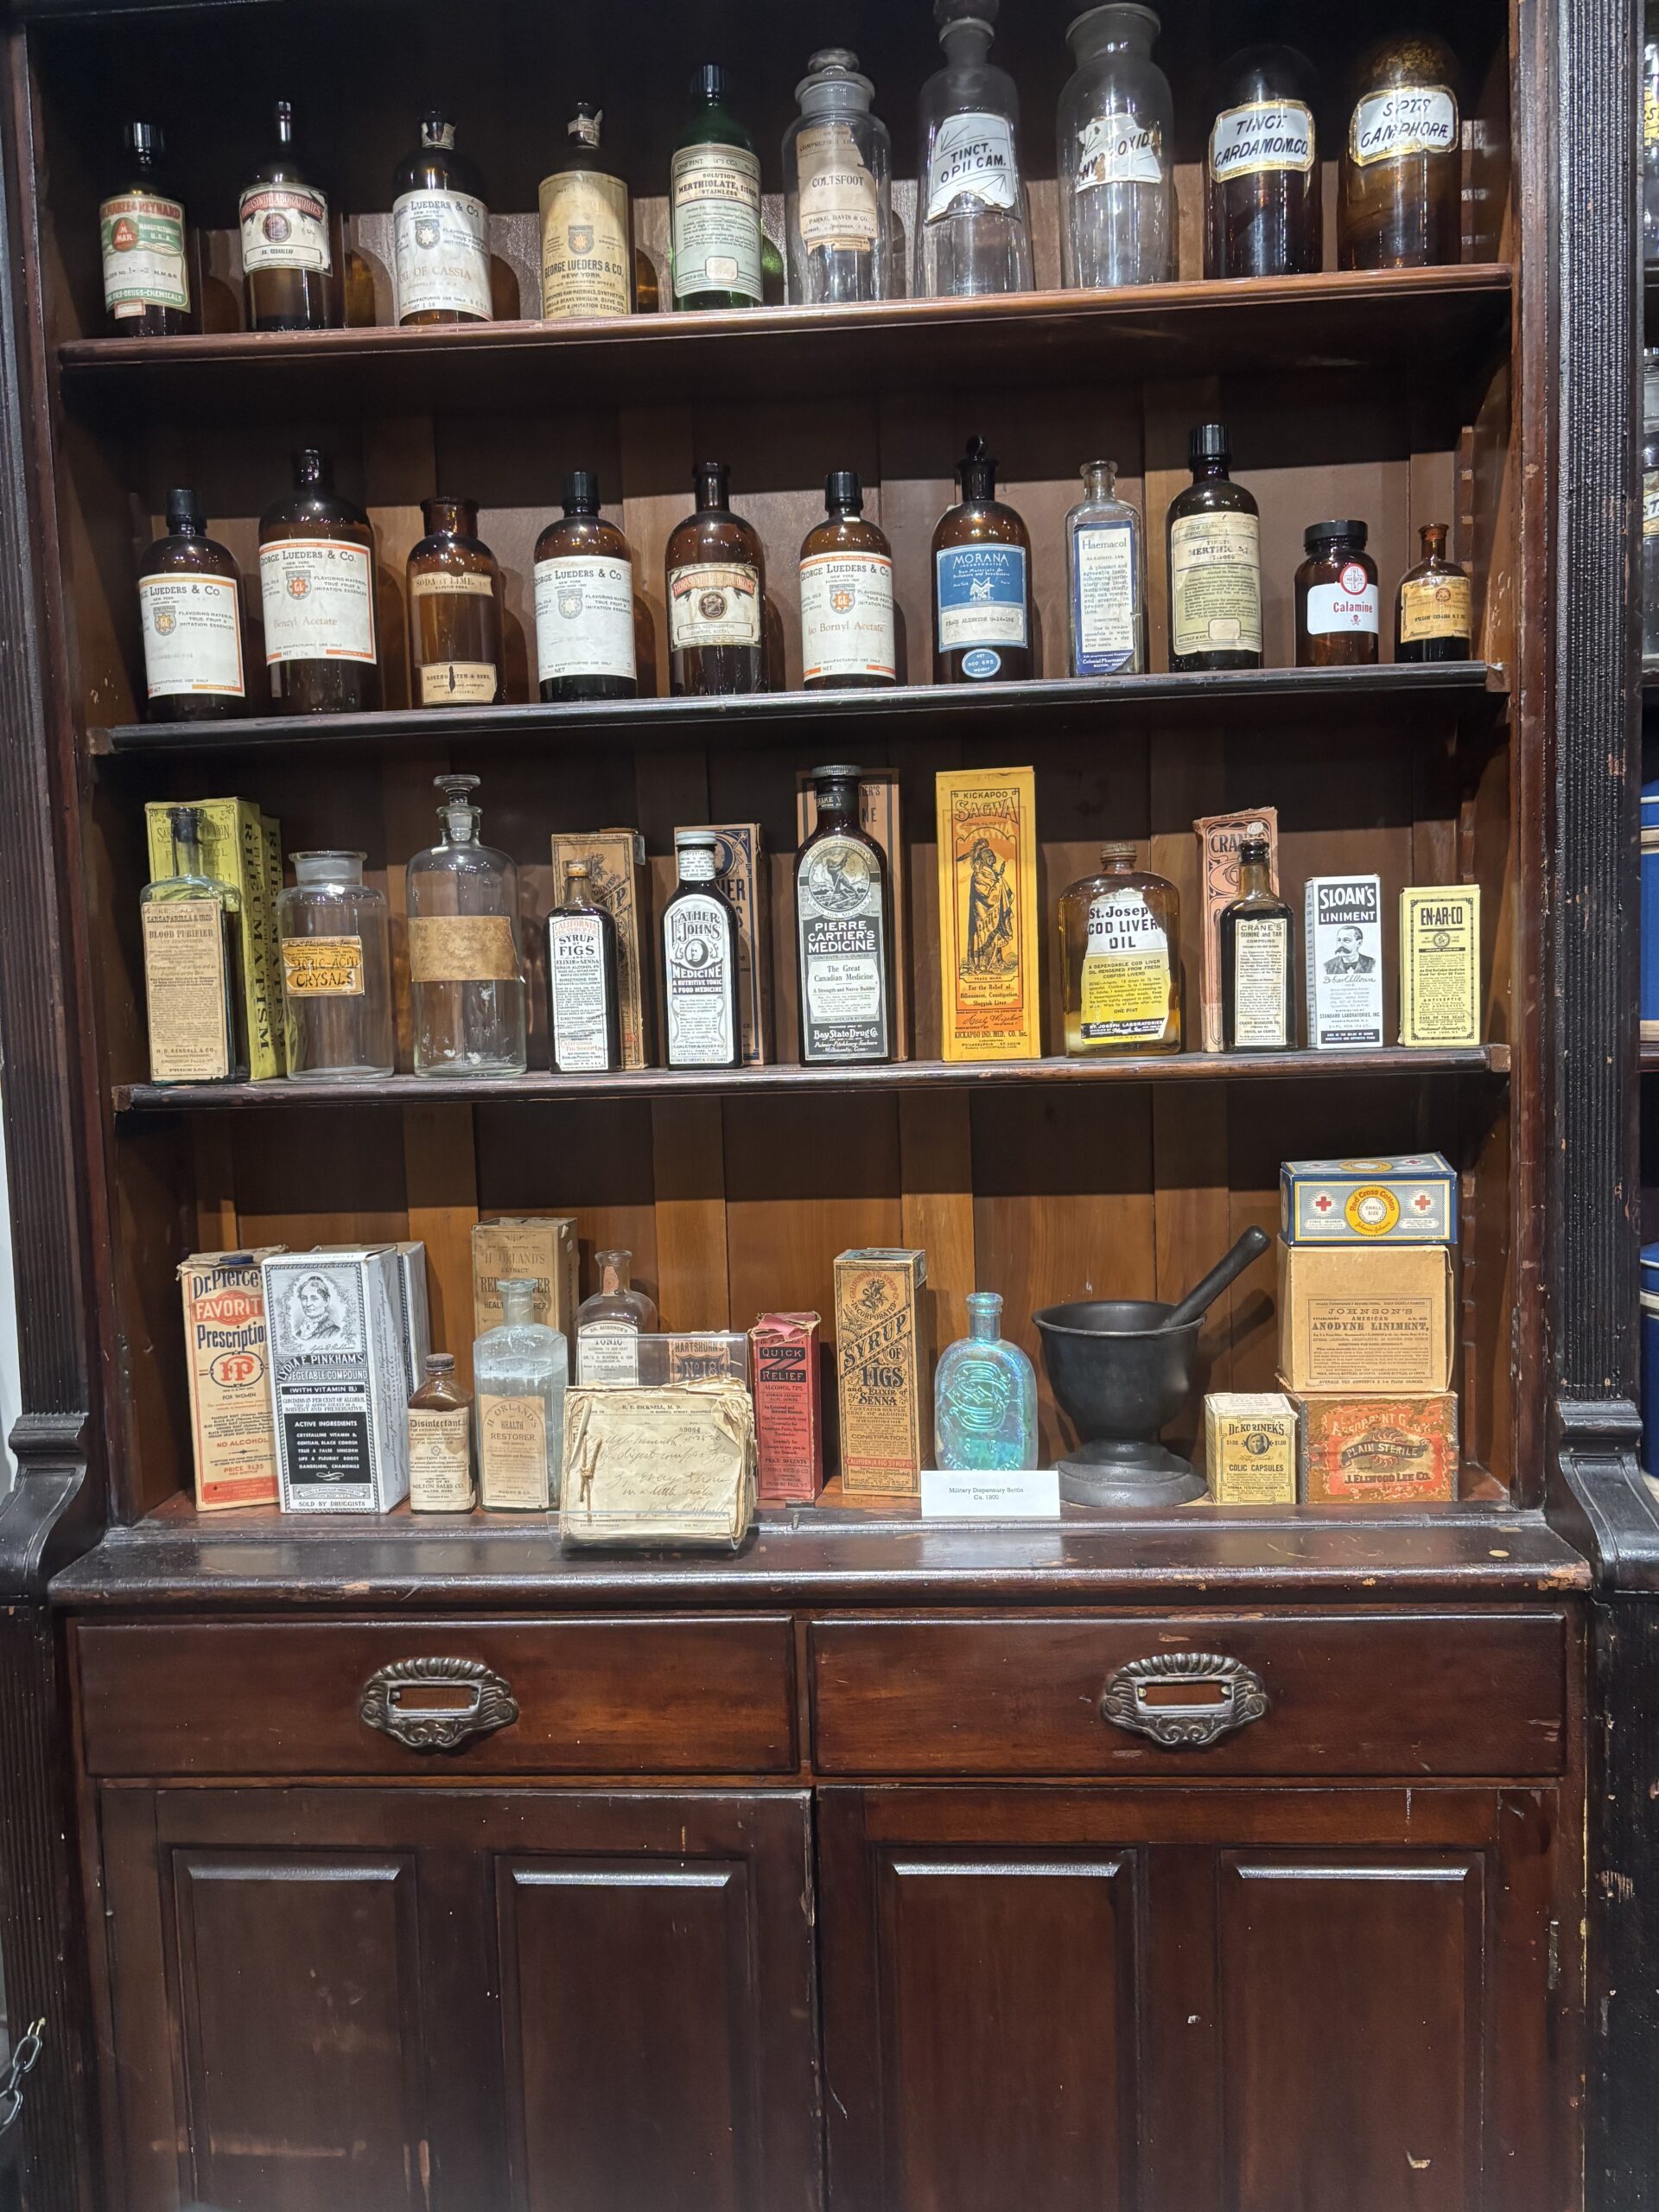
1642, 782, 1659, 1041
1642, 1243, 1659, 1474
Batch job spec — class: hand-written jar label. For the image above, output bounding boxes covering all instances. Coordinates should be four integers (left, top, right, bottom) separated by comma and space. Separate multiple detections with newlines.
799, 551, 895, 681
407, 1407, 475, 1511
536, 554, 637, 683
477, 1392, 550, 1510
671, 143, 763, 302
138, 574, 244, 699
259, 538, 376, 664
1170, 511, 1262, 656
1076, 111, 1165, 189
926, 111, 1019, 220
1306, 574, 1380, 635
668, 563, 762, 649
1071, 521, 1138, 673
281, 933, 365, 998
577, 1323, 640, 1385
239, 183, 332, 274
392, 188, 493, 320
101, 192, 189, 314
550, 912, 613, 1071
1080, 891, 1170, 1041
1209, 99, 1315, 182
407, 913, 520, 983
418, 661, 499, 704
1230, 915, 1290, 1046
1349, 85, 1459, 167
1400, 572, 1473, 639
795, 120, 880, 250
538, 168, 632, 318
936, 544, 1028, 650
143, 902, 232, 1081
410, 569, 495, 599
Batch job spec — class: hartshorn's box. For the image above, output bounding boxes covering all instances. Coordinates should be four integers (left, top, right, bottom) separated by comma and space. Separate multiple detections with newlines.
834, 1249, 928, 1494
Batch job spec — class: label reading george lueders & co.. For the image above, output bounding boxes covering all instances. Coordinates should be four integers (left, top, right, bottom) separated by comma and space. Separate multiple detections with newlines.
260, 540, 376, 666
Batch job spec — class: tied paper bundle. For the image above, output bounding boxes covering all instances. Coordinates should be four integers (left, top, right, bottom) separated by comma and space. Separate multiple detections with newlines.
558, 1383, 757, 1551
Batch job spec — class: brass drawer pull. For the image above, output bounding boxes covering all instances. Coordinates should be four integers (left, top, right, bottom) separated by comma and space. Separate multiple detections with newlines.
1100, 1653, 1268, 1750
360, 1658, 519, 1751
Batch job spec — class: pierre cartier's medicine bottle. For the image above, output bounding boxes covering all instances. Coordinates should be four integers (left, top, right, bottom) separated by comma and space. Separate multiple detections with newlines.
1205, 45, 1321, 279
101, 121, 192, 337
1396, 524, 1473, 664
796, 763, 892, 1065
1166, 423, 1261, 673
799, 472, 896, 689
258, 449, 379, 715
407, 496, 505, 707
1294, 520, 1379, 668
534, 473, 639, 702
1339, 34, 1461, 271
238, 99, 341, 332
1219, 836, 1294, 1051
392, 111, 493, 326
137, 490, 245, 721
1058, 841, 1181, 1056
665, 461, 766, 696
932, 437, 1033, 684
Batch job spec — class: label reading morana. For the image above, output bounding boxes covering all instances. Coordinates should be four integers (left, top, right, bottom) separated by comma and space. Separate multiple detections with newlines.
936, 545, 1027, 649
538, 168, 631, 318
239, 183, 332, 274
1209, 99, 1315, 181
280, 933, 365, 998
101, 192, 189, 314
139, 575, 244, 700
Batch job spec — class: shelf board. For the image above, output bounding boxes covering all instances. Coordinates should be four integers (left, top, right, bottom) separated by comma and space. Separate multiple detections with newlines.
92, 660, 1502, 760
58, 264, 1513, 422
113, 1045, 1510, 1116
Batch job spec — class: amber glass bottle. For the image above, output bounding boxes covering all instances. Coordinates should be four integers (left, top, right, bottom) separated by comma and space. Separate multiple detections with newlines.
1058, 842, 1181, 1055
238, 99, 341, 332
1166, 423, 1261, 672
534, 473, 638, 702
137, 490, 245, 722
391, 112, 493, 326
538, 102, 633, 321
1205, 46, 1320, 279
406, 1353, 476, 1513
100, 122, 193, 337
1396, 524, 1473, 663
1220, 836, 1294, 1050
1294, 520, 1379, 668
795, 763, 892, 1064
798, 472, 896, 690
408, 497, 505, 708
665, 461, 766, 696
258, 449, 379, 715
931, 438, 1033, 685
1339, 35, 1461, 270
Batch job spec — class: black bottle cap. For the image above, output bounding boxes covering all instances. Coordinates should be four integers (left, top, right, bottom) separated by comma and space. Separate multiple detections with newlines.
1190, 423, 1230, 467
825, 469, 863, 512
957, 435, 997, 501
563, 469, 601, 513
122, 120, 163, 161
164, 487, 203, 534
292, 448, 332, 488
694, 459, 730, 506
694, 63, 726, 99
1237, 836, 1270, 865
1303, 518, 1368, 551
811, 763, 863, 785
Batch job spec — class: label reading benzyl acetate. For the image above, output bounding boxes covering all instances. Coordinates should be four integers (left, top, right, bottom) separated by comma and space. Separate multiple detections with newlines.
1080, 891, 1169, 1042
1170, 512, 1261, 656
239, 183, 332, 274
1071, 522, 1137, 673
1230, 915, 1289, 1046
1350, 86, 1459, 166
392, 188, 492, 319
1076, 112, 1164, 189
671, 143, 763, 302
139, 575, 244, 699
550, 912, 612, 1071
799, 552, 895, 682
798, 835, 888, 1062
259, 538, 376, 664
936, 545, 1028, 651
535, 554, 637, 683
668, 563, 761, 649
101, 192, 189, 315
538, 168, 631, 318
795, 121, 880, 249
1306, 563, 1380, 636
664, 893, 736, 1065
1209, 100, 1315, 182
1400, 572, 1473, 639
926, 111, 1018, 219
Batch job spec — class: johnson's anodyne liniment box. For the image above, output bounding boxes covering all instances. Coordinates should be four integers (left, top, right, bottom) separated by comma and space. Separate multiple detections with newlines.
262, 1246, 411, 1513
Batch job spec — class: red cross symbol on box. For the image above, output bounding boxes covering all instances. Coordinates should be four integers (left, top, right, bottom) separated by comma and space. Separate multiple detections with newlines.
1313, 1194, 1334, 1213
1412, 1193, 1433, 1212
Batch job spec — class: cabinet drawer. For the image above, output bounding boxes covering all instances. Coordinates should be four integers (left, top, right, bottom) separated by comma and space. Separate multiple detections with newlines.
76, 1617, 798, 1777
810, 1612, 1567, 1778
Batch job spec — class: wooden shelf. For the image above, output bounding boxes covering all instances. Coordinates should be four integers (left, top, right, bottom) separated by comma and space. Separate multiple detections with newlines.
113, 1044, 1510, 1116
92, 660, 1502, 760
58, 264, 1513, 423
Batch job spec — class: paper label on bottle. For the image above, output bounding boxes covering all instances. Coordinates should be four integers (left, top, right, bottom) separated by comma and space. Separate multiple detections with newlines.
239, 182, 332, 274
1648, 82, 1659, 151
143, 902, 232, 1081
550, 912, 613, 1071
538, 168, 632, 318
795, 119, 880, 249
1349, 86, 1459, 167
410, 569, 494, 599
798, 835, 888, 1060
1306, 569, 1380, 636
259, 537, 376, 664
1076, 111, 1165, 189
926, 111, 1019, 220
1230, 915, 1290, 1046
407, 1407, 474, 1510
138, 574, 244, 700
1080, 891, 1170, 1042
281, 933, 365, 998
535, 554, 637, 682
1071, 521, 1138, 673
1645, 472, 1659, 537
1170, 511, 1262, 656
577, 1323, 640, 1385
478, 1391, 550, 1509
392, 188, 493, 319
101, 192, 189, 314
936, 544, 1028, 649
407, 913, 519, 984
670, 143, 763, 302
668, 562, 762, 649
418, 661, 498, 704
799, 551, 895, 682
664, 892, 737, 1065
1400, 571, 1473, 639
1209, 99, 1315, 182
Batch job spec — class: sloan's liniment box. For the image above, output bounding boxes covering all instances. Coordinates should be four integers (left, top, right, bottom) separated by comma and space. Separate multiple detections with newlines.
262, 1246, 412, 1512
751, 1313, 823, 1501
179, 1249, 283, 1511
834, 1249, 928, 1494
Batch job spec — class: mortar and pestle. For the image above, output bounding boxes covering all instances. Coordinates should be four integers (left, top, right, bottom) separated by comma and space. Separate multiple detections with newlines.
1033, 1227, 1272, 1509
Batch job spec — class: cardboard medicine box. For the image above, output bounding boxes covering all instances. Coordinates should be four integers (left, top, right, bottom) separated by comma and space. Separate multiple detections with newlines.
472, 1217, 581, 1345
549, 829, 652, 1068
1204, 1392, 1298, 1503
834, 1249, 928, 1495
262, 1246, 412, 1513
179, 1248, 284, 1511
1281, 1154, 1458, 1246
1304, 872, 1384, 1049
684, 822, 772, 1065
751, 1313, 824, 1502
1277, 1238, 1454, 1395
934, 766, 1042, 1061
1294, 1389, 1459, 1503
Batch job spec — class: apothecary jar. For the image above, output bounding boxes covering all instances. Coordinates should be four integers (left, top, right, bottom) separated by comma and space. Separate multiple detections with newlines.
276, 850, 395, 1080
1058, 3, 1174, 289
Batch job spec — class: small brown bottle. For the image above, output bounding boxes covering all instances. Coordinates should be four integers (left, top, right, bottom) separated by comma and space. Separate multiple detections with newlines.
1220, 836, 1295, 1050
533, 472, 639, 702
1339, 35, 1461, 271
1166, 424, 1261, 673
137, 490, 245, 722
407, 1352, 476, 1513
1294, 520, 1379, 668
391, 112, 493, 327
1395, 524, 1472, 663
238, 99, 342, 333
548, 861, 623, 1073
100, 121, 193, 337
665, 461, 766, 696
796, 763, 892, 1064
407, 496, 505, 708
799, 472, 896, 690
932, 438, 1033, 685
1205, 45, 1321, 279
257, 448, 380, 715
1058, 841, 1181, 1056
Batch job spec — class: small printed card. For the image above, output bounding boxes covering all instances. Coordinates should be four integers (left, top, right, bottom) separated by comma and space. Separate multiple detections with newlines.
919, 1468, 1062, 1521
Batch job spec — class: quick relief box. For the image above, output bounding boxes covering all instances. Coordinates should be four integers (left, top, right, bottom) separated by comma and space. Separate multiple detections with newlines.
1281, 1154, 1458, 1245
1304, 873, 1384, 1048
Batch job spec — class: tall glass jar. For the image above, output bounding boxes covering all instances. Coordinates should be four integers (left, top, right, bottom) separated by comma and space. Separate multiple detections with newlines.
1644, 352, 1659, 671
474, 1278, 567, 1510
405, 774, 528, 1077
1205, 45, 1320, 279
784, 49, 892, 304
1058, 5, 1173, 290
1339, 34, 1461, 271
276, 850, 394, 1080
915, 3, 1034, 298
1645, 4, 1659, 270
1066, 459, 1144, 674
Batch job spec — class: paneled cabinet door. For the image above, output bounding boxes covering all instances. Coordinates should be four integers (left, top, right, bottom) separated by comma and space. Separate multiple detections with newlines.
94, 1785, 821, 2212
817, 1785, 1571, 2212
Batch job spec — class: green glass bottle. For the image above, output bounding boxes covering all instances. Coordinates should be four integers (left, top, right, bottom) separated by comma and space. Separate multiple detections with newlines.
671, 65, 763, 312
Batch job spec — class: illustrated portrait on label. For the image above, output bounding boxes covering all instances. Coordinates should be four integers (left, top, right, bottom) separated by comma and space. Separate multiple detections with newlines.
1324, 925, 1376, 976
283, 1269, 356, 1352
963, 834, 1014, 975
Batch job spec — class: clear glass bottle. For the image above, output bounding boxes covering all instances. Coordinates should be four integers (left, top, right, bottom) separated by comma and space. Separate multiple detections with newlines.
276, 850, 394, 1080
1397, 522, 1473, 664
1646, 354, 1659, 671
534, 472, 639, 702
1066, 460, 1144, 675
238, 99, 341, 333
548, 860, 623, 1074
1058, 5, 1174, 290
392, 111, 493, 326
665, 461, 766, 696
796, 763, 892, 1064
1219, 836, 1294, 1050
1205, 45, 1321, 279
1646, 4, 1659, 270
101, 121, 192, 338
932, 438, 1033, 683
1294, 520, 1379, 668
405, 774, 528, 1077
915, 2, 1034, 298
258, 448, 379, 715
1339, 35, 1461, 272
1166, 423, 1261, 672
784, 48, 893, 304
575, 1249, 659, 1384
137, 490, 246, 721
407, 1351, 475, 1513
662, 830, 741, 1068
799, 471, 897, 688
140, 804, 245, 1085
474, 1279, 567, 1510
671, 66, 763, 311
934, 1290, 1039, 1471
1058, 840, 1181, 1055
538, 101, 633, 321
407, 495, 505, 708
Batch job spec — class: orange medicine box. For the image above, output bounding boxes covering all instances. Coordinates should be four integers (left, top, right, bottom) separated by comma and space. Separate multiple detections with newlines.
178, 1248, 284, 1511
751, 1313, 823, 1502
1294, 1389, 1459, 1503
834, 1249, 928, 1495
